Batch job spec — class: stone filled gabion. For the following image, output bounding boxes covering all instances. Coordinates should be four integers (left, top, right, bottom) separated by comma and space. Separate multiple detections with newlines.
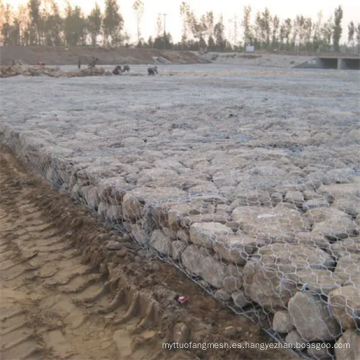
1, 68, 359, 360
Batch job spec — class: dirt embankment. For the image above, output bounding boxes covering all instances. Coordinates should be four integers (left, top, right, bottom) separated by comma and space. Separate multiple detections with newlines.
0, 145, 298, 360
0, 46, 209, 66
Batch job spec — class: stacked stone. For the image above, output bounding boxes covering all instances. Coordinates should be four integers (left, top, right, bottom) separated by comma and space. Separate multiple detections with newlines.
1, 126, 359, 360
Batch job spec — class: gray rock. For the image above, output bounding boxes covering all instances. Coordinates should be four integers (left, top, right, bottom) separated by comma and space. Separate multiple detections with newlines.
329, 238, 360, 259
162, 227, 177, 240
150, 230, 172, 256
181, 245, 227, 288
214, 289, 231, 301
291, 232, 330, 249
285, 330, 307, 348
213, 234, 262, 265
106, 205, 122, 222
122, 193, 143, 221
130, 224, 148, 246
311, 208, 358, 240
272, 311, 294, 334
97, 202, 107, 217
302, 199, 330, 211
303, 190, 325, 200
243, 244, 335, 311
332, 197, 360, 217
307, 346, 333, 359
176, 229, 190, 243
199, 246, 214, 257
171, 240, 187, 261
284, 190, 304, 207
123, 187, 186, 221
85, 186, 100, 209
289, 269, 342, 295
318, 183, 360, 200
328, 285, 360, 330
137, 168, 183, 187
190, 222, 233, 249
335, 329, 360, 360
288, 292, 341, 341
232, 190, 272, 206
271, 192, 283, 205
334, 254, 360, 283
232, 204, 311, 243
222, 275, 243, 293
231, 290, 251, 308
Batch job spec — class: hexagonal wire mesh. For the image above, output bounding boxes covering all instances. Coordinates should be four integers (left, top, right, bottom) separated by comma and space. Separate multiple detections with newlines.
1, 85, 359, 360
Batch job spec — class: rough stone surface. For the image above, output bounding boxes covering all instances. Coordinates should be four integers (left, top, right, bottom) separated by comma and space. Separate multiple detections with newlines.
214, 289, 231, 302
1, 65, 360, 348
150, 230, 172, 256
311, 208, 358, 240
335, 329, 360, 360
176, 229, 190, 243
243, 243, 335, 311
232, 204, 311, 243
85, 186, 100, 209
289, 269, 342, 295
288, 292, 341, 341
213, 234, 261, 265
285, 330, 306, 348
272, 311, 294, 334
307, 346, 333, 360
332, 198, 360, 217
106, 205, 122, 222
222, 275, 243, 293
171, 240, 187, 261
231, 290, 251, 308
302, 199, 330, 211
329, 238, 360, 259
284, 191, 304, 207
334, 254, 360, 283
328, 285, 360, 330
318, 183, 360, 200
190, 222, 233, 249
181, 245, 227, 288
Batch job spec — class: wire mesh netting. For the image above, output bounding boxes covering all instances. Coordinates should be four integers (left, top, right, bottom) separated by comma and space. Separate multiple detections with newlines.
1, 69, 359, 360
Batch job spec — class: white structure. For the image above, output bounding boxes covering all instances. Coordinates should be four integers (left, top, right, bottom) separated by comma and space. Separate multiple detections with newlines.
246, 45, 255, 53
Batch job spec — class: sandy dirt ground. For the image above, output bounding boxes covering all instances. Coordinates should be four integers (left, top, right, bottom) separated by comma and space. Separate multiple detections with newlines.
0, 145, 298, 360
0, 46, 209, 66
195, 52, 313, 68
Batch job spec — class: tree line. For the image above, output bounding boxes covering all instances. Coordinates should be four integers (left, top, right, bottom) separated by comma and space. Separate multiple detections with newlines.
1, 0, 360, 53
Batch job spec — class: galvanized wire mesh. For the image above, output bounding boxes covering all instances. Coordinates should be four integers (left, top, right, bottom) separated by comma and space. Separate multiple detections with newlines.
1, 69, 359, 360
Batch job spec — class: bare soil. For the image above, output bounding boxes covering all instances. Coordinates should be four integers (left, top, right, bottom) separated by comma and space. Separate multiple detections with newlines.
0, 145, 300, 360
0, 46, 208, 66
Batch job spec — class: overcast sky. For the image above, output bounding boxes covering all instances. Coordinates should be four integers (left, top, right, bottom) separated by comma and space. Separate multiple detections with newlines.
8, 0, 360, 43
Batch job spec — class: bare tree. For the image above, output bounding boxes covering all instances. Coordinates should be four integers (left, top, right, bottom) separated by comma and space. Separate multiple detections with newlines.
241, 5, 252, 47
132, 0, 144, 45
156, 13, 162, 37
332, 5, 343, 52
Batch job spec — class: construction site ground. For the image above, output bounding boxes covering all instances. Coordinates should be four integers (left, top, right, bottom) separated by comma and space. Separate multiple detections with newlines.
0, 144, 297, 360
0, 46, 208, 66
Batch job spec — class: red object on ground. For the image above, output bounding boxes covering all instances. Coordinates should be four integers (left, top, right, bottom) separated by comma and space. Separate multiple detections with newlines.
177, 296, 189, 305
38, 62, 45, 66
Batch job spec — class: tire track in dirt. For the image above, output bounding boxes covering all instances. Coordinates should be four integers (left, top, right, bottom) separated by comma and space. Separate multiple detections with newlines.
0, 150, 168, 360
0, 145, 299, 360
